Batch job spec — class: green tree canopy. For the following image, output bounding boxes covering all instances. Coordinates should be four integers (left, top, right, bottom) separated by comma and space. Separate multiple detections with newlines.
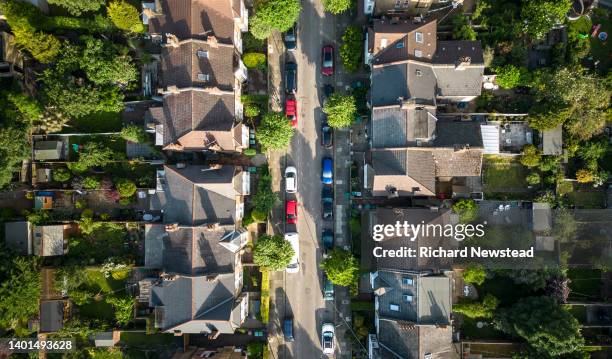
120, 125, 148, 143
116, 179, 137, 198
452, 199, 478, 223
256, 112, 294, 151
323, 93, 356, 129
520, 144, 541, 168
0, 91, 32, 189
454, 294, 499, 318
80, 36, 138, 86
323, 0, 351, 14
0, 256, 41, 335
495, 64, 524, 89
107, 0, 144, 33
339, 26, 363, 73
495, 296, 584, 356
521, 0, 572, 40
253, 235, 295, 271
250, 0, 300, 40
251, 169, 278, 214
463, 264, 486, 285
452, 14, 477, 41
47, 0, 105, 16
71, 142, 118, 173
321, 248, 359, 287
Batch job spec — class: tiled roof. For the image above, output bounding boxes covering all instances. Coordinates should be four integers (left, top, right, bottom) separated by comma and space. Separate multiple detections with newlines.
161, 39, 235, 90
431, 148, 483, 178
371, 106, 436, 148
371, 149, 436, 196
378, 320, 454, 359
370, 18, 437, 65
149, 0, 235, 43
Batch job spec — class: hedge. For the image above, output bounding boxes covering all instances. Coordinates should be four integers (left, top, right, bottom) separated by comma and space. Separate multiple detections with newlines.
243, 52, 267, 70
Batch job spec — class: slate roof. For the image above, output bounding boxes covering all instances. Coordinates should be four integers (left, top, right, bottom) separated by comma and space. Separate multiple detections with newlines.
4, 221, 31, 255
433, 120, 483, 148
371, 64, 409, 106
145, 224, 240, 275
371, 106, 436, 148
160, 89, 236, 150
161, 39, 235, 90
149, 0, 236, 43
149, 273, 240, 333
151, 164, 239, 225
40, 300, 65, 333
378, 319, 454, 359
371, 149, 436, 196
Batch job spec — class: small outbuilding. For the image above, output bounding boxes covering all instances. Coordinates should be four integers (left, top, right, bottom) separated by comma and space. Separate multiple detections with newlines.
34, 141, 64, 161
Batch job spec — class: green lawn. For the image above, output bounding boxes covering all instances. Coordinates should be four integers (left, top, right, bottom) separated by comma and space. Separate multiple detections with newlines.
482, 156, 529, 196
567, 191, 607, 209
476, 274, 536, 307
85, 268, 127, 294
65, 111, 123, 133
460, 317, 506, 340
568, 268, 603, 300
120, 332, 177, 346
79, 299, 115, 320
590, 13, 612, 71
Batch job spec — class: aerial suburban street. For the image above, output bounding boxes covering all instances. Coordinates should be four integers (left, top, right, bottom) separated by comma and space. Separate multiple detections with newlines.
268, 0, 342, 357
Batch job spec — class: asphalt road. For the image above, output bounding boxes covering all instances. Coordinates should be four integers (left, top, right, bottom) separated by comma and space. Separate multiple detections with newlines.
279, 0, 338, 357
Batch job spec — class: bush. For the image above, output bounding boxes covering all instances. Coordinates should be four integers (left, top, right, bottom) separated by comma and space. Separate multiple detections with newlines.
118, 197, 132, 206
243, 52, 267, 70
243, 32, 266, 52
526, 172, 541, 185
244, 148, 257, 156
244, 103, 261, 118
75, 198, 87, 209
242, 212, 254, 227
576, 168, 596, 183
452, 199, 478, 223
495, 64, 524, 89
251, 209, 268, 222
453, 294, 499, 318
120, 125, 148, 143
116, 179, 137, 198
340, 26, 363, 73
83, 176, 101, 190
463, 264, 486, 285
53, 168, 72, 182
520, 144, 541, 168
241, 94, 269, 107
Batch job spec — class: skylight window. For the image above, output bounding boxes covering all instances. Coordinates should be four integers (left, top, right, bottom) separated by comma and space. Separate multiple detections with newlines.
415, 31, 423, 43
390, 304, 400, 311
198, 73, 210, 81
197, 50, 209, 58
403, 294, 413, 302
402, 277, 413, 285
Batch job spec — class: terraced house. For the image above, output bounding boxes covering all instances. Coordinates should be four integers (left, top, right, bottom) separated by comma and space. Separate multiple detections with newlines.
145, 0, 249, 152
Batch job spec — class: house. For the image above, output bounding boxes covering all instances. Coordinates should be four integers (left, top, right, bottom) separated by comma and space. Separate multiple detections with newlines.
4, 222, 70, 256
364, 0, 437, 18
39, 299, 68, 333
150, 164, 250, 225
366, 18, 484, 104
143, 224, 249, 335
34, 141, 64, 161
541, 125, 563, 156
368, 271, 454, 359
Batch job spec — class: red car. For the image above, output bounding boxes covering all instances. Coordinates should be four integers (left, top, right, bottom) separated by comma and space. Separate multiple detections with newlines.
285, 97, 298, 127
286, 200, 297, 224
321, 45, 334, 76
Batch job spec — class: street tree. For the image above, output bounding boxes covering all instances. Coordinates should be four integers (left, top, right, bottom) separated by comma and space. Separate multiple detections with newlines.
521, 0, 572, 40
253, 235, 295, 271
250, 0, 300, 40
495, 296, 584, 357
320, 248, 359, 287
323, 93, 357, 129
323, 0, 351, 14
256, 112, 294, 151
47, 0, 105, 16
339, 26, 363, 73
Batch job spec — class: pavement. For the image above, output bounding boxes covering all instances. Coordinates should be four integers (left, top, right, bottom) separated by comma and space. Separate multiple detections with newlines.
265, 1, 367, 358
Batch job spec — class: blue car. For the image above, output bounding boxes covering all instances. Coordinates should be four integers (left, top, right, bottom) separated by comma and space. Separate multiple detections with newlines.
322, 157, 333, 185
283, 318, 294, 342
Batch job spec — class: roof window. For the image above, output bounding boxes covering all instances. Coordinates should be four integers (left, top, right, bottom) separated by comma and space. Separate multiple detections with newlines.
389, 304, 400, 311
402, 277, 413, 285
198, 73, 210, 81
197, 50, 209, 58
403, 294, 413, 302
415, 31, 423, 44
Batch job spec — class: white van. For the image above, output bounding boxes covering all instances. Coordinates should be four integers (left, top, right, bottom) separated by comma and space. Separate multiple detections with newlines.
285, 232, 299, 273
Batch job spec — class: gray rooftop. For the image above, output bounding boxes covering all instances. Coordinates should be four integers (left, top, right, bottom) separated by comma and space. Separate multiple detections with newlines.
542, 125, 563, 155
378, 319, 454, 359
4, 221, 31, 255
371, 64, 408, 106
371, 107, 436, 148
433, 120, 483, 148
40, 300, 64, 333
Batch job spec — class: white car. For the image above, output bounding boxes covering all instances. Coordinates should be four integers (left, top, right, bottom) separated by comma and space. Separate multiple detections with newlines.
285, 166, 297, 193
285, 232, 300, 273
321, 322, 335, 355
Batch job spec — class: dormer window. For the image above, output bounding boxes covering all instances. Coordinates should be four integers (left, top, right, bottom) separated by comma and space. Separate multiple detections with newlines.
415, 31, 423, 43
198, 73, 210, 81
402, 277, 413, 285
197, 50, 209, 58
403, 294, 413, 302
414, 49, 422, 58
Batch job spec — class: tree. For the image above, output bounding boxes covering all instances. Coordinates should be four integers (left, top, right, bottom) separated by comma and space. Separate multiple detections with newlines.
578, 138, 607, 168
0, 93, 31, 189
0, 257, 41, 335
521, 0, 572, 40
256, 112, 294, 151
520, 144, 541, 168
495, 296, 584, 357
120, 125, 148, 143
323, 93, 356, 129
47, 0, 105, 16
339, 26, 363, 73
253, 234, 295, 271
244, 103, 261, 118
526, 172, 541, 185
463, 264, 486, 285
13, 29, 61, 64
6, 92, 43, 123
323, 0, 351, 14
453, 294, 499, 318
107, 0, 144, 33
452, 199, 478, 223
106, 296, 134, 326
242, 53, 267, 70
250, 0, 300, 40
553, 209, 577, 243
80, 37, 138, 86
495, 64, 523, 89
321, 249, 359, 287
116, 179, 137, 198
452, 14, 477, 41
54, 168, 72, 182
72, 142, 117, 173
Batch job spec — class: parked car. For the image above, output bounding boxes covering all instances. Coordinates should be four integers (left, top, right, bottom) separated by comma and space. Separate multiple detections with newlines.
284, 24, 297, 50
321, 45, 334, 76
285, 232, 299, 273
285, 166, 297, 193
286, 200, 297, 224
285, 96, 298, 127
321, 157, 333, 185
283, 317, 295, 341
322, 229, 333, 250
321, 322, 335, 355
323, 275, 334, 301
321, 116, 333, 148
285, 62, 297, 94
322, 187, 333, 220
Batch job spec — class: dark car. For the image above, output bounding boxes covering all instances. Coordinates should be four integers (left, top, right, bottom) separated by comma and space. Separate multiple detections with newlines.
321, 116, 333, 148
285, 62, 297, 94
284, 24, 297, 50
323, 275, 334, 301
322, 229, 333, 250
321, 45, 334, 76
321, 84, 334, 104
322, 187, 333, 220
283, 318, 294, 342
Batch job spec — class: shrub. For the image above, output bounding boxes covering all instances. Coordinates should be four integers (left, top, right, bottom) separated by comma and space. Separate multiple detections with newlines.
251, 209, 268, 222
243, 52, 267, 69
463, 264, 486, 285
526, 172, 541, 185
452, 199, 478, 223
340, 26, 363, 73
242, 212, 254, 227
53, 168, 72, 182
243, 32, 266, 52
118, 197, 131, 206
107, 0, 144, 33
244, 103, 261, 118
83, 176, 101, 190
120, 125, 148, 143
244, 148, 257, 156
495, 64, 524, 89
520, 144, 542, 168
576, 168, 595, 183
453, 294, 499, 318
75, 198, 87, 209
116, 179, 137, 198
